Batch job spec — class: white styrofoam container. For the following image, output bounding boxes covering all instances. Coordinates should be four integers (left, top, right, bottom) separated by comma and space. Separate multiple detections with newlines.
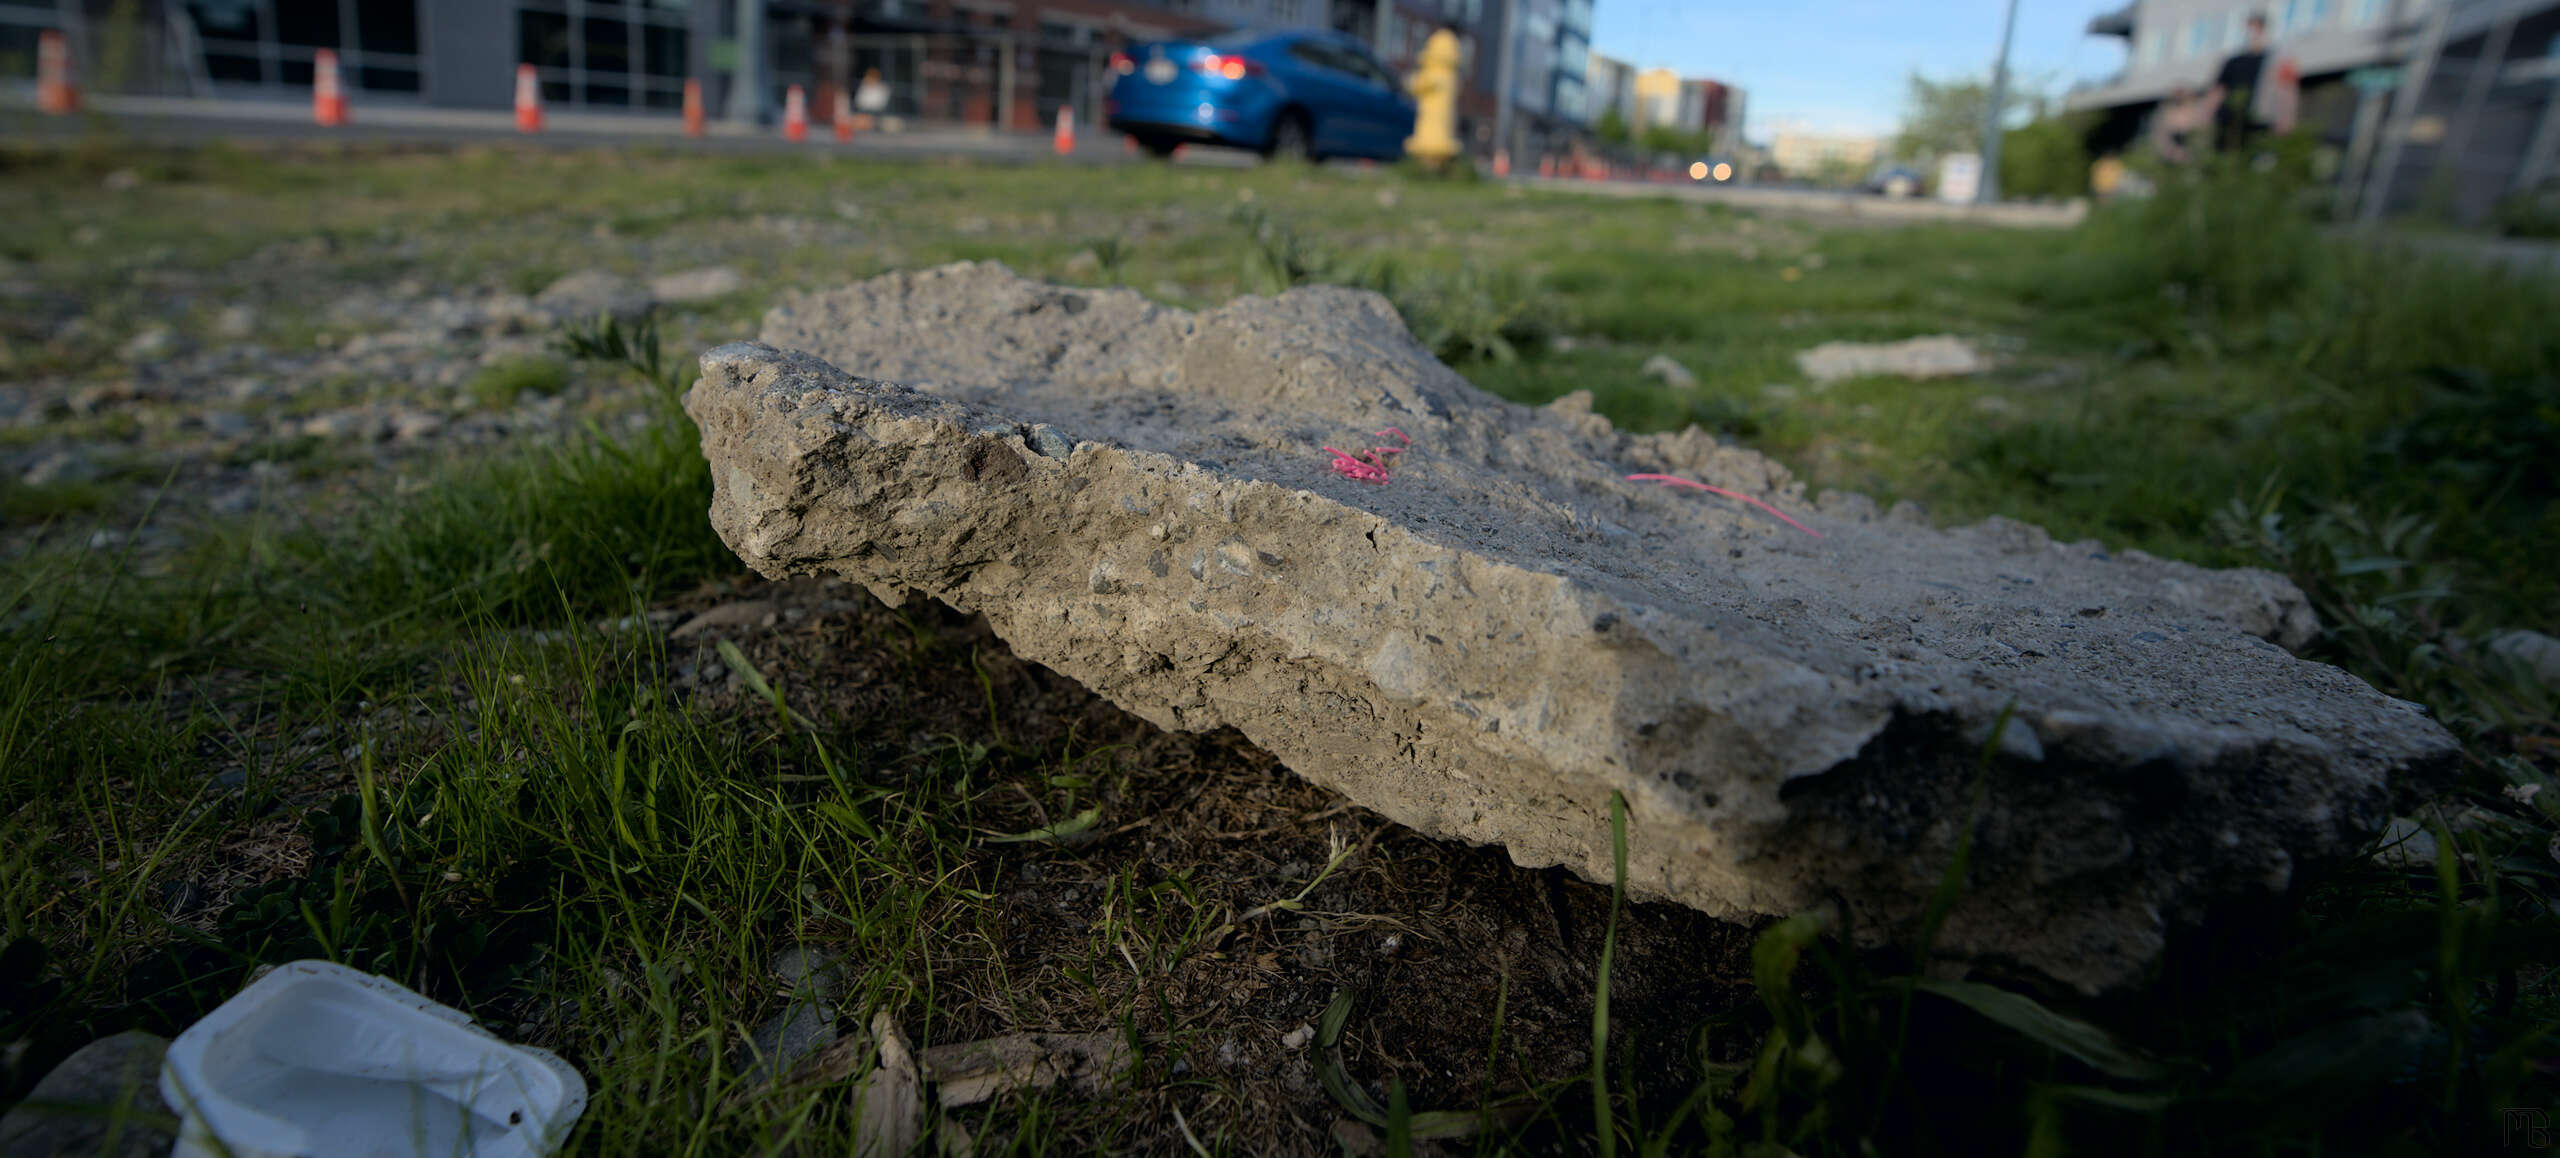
158, 960, 587, 1158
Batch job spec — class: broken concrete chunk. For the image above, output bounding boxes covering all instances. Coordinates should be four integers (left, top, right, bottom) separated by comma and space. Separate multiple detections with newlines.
1796, 335, 1988, 383
535, 269, 654, 324
689, 262, 2457, 992
648, 265, 748, 305
1639, 354, 1698, 389
0, 1031, 176, 1158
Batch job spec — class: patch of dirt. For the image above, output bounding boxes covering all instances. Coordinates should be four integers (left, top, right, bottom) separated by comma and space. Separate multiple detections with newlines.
669, 574, 1766, 1153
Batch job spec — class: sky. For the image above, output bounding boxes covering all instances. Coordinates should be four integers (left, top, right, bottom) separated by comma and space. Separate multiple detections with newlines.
1589, 0, 2131, 140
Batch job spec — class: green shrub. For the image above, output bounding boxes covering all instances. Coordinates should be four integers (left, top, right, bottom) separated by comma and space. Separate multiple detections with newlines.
2491, 181, 2560, 239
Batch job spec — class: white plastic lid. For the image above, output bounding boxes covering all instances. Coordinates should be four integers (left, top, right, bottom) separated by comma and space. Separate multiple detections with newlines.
158, 960, 586, 1158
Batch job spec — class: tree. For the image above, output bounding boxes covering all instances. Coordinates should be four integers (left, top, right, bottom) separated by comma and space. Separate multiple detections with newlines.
1893, 71, 2046, 163
1999, 113, 2097, 199
1813, 155, 1866, 189
1638, 124, 1713, 157
1594, 107, 1630, 145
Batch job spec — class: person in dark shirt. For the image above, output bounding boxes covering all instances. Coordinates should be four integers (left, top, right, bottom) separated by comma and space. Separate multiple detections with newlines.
2212, 12, 2270, 153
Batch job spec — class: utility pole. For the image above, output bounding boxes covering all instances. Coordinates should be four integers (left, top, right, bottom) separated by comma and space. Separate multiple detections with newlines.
1492, 0, 1520, 164
729, 0, 767, 124
1977, 0, 2020, 203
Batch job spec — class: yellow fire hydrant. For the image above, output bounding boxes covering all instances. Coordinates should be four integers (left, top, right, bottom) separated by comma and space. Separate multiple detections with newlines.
1403, 29, 1462, 170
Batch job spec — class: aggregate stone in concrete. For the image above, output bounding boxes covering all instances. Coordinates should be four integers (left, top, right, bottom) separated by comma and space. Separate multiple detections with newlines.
687, 262, 2457, 990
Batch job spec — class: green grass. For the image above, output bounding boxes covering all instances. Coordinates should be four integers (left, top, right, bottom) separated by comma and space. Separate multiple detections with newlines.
1, 142, 2553, 1155
466, 354, 572, 411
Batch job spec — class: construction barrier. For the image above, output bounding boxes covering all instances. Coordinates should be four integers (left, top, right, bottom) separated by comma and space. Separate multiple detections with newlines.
783, 84, 808, 142
313, 49, 346, 126
514, 64, 542, 133
37, 29, 76, 115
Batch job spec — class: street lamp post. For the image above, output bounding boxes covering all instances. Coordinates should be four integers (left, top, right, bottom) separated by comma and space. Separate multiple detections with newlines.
1978, 0, 2020, 203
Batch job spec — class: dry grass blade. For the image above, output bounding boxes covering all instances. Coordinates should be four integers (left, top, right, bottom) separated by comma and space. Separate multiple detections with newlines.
978, 807, 1100, 846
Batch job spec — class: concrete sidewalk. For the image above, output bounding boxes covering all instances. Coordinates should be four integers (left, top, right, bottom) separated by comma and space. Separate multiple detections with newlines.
1515, 175, 2091, 229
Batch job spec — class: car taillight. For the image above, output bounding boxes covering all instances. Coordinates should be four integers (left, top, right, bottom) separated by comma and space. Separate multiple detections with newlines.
1109, 52, 1134, 74
1195, 54, 1263, 80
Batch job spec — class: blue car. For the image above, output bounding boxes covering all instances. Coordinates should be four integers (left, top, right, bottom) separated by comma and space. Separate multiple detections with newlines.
1107, 30, 1415, 162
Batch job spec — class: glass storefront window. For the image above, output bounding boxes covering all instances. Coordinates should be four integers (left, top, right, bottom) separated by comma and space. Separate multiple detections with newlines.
643, 24, 687, 78
187, 0, 259, 41
360, 66, 422, 92
273, 0, 339, 49
359, 0, 419, 56
584, 14, 631, 74
521, 10, 572, 68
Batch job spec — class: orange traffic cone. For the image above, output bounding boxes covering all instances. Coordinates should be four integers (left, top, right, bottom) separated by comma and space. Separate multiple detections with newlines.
1538, 155, 1553, 178
313, 48, 348, 126
36, 29, 76, 115
1053, 104, 1074, 156
1123, 134, 1137, 156
1493, 149, 1510, 178
783, 84, 808, 142
683, 78, 704, 137
833, 87, 854, 143
514, 64, 543, 133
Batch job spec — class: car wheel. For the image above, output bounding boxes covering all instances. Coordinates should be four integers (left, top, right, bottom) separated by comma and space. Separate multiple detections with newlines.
1141, 136, 1179, 161
1264, 113, 1311, 163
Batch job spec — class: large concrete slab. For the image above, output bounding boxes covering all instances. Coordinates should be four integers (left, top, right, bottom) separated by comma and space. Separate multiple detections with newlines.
686, 263, 2454, 990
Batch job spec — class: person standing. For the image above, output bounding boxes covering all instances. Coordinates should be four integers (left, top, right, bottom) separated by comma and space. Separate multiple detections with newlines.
2211, 13, 2271, 154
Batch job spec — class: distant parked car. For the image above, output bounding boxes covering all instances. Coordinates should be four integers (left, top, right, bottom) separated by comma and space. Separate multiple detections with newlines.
1863, 165, 1925, 198
1106, 29, 1416, 162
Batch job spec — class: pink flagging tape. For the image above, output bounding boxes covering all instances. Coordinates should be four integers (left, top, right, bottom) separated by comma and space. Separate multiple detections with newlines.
1326, 428, 1413, 484
1625, 473, 1824, 538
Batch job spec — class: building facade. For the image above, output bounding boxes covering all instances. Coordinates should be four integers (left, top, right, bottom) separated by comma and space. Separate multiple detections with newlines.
1674, 76, 1742, 141
12, 0, 1332, 131
1584, 48, 1633, 125
14, 0, 1622, 165
1630, 65, 1674, 128
2068, 0, 2560, 221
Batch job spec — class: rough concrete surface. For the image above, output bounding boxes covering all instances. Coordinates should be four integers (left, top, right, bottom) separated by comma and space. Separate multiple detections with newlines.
687, 262, 2457, 991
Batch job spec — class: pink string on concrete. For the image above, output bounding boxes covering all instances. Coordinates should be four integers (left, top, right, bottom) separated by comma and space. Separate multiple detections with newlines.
1626, 473, 1824, 538
1325, 428, 1413, 484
